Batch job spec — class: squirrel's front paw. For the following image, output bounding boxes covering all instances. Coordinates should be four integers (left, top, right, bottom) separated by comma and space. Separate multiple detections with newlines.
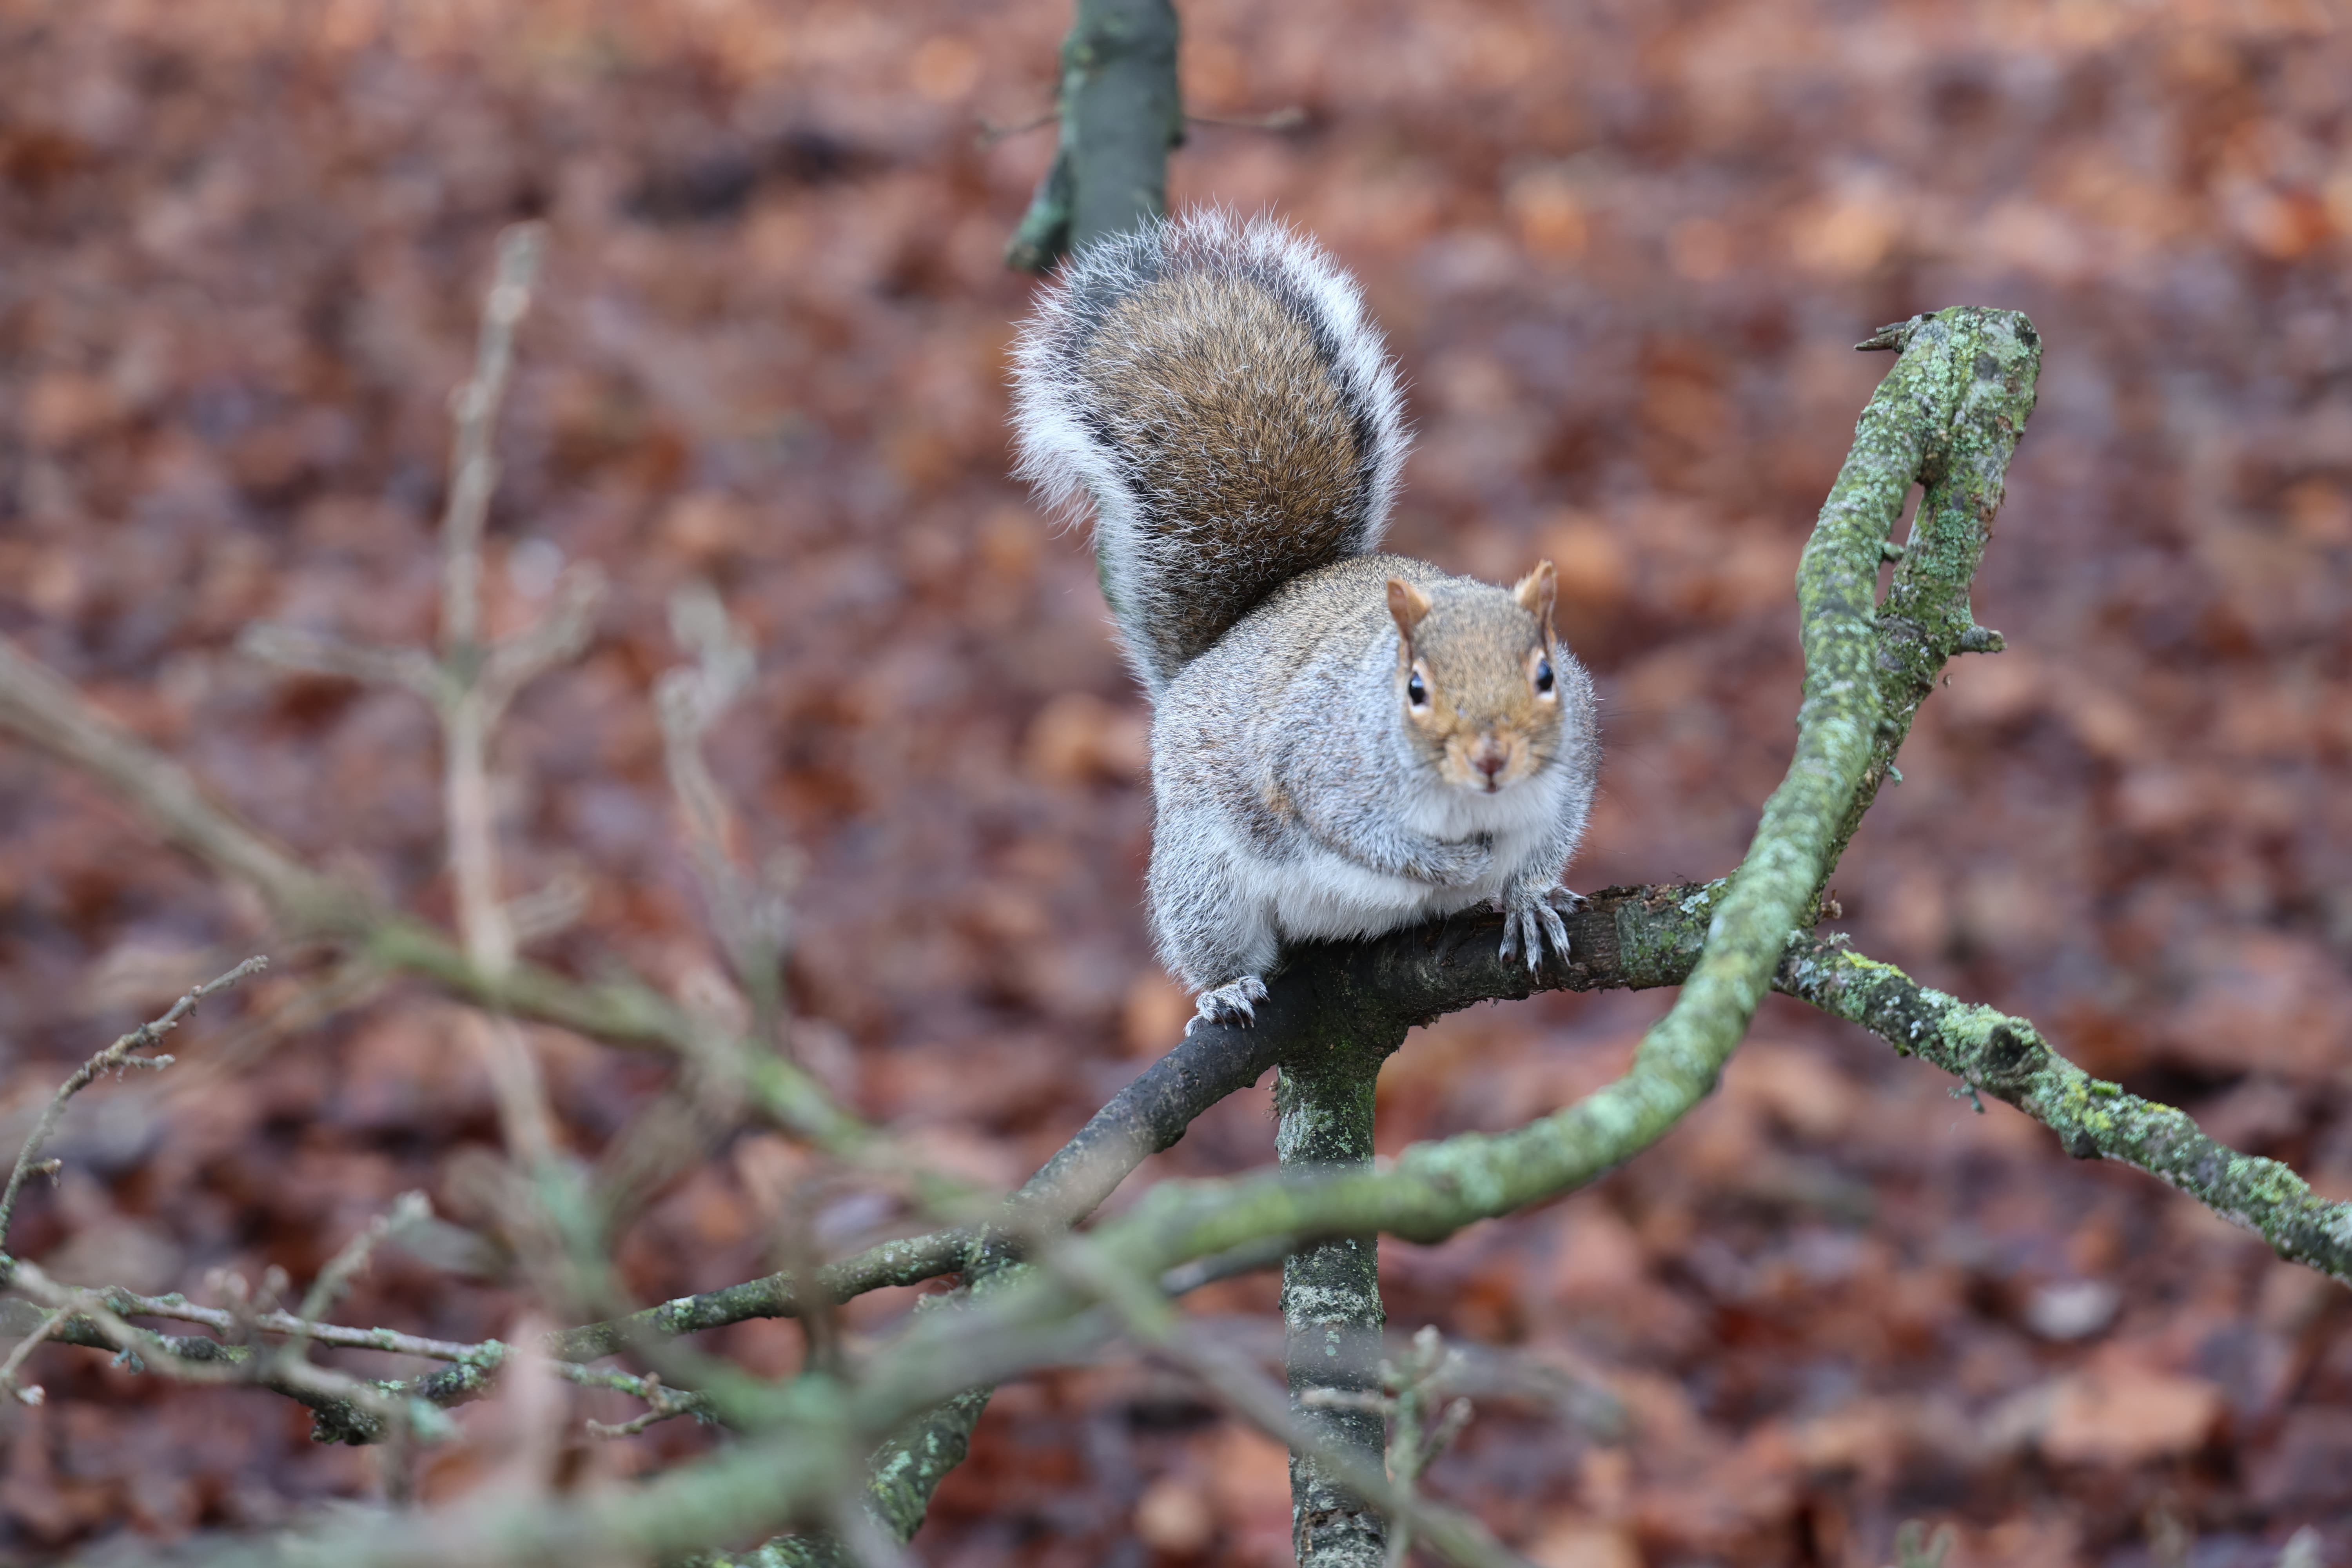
1190, 975, 1271, 1030
1496, 884, 1578, 973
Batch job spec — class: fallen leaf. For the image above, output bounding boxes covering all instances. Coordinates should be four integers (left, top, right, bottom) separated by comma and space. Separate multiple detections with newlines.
1526, 1515, 1642, 1568
2040, 1363, 2221, 1465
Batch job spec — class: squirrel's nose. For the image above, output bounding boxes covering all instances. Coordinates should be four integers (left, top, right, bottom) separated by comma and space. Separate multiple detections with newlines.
1473, 746, 1506, 779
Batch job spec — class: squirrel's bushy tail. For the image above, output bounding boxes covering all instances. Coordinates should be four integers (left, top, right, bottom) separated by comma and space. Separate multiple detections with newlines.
1011, 211, 1408, 692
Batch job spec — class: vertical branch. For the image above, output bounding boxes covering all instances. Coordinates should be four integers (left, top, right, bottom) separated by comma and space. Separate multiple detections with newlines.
236, 220, 605, 1175
439, 223, 547, 980
657, 584, 792, 1055
441, 224, 545, 660
1005, 0, 1183, 273
1278, 1032, 1396, 1568
421, 223, 570, 1185
444, 707, 514, 978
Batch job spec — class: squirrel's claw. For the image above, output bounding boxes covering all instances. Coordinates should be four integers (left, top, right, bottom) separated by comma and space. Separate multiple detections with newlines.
1498, 910, 1532, 972
1498, 886, 1578, 973
1498, 908, 1549, 973
1189, 975, 1270, 1031
1536, 900, 1572, 962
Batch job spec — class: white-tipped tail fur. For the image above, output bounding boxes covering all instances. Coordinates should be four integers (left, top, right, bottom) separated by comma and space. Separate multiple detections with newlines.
1010, 210, 1409, 692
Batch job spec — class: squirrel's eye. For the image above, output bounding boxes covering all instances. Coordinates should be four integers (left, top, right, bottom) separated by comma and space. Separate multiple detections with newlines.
1406, 671, 1428, 708
1534, 656, 1555, 695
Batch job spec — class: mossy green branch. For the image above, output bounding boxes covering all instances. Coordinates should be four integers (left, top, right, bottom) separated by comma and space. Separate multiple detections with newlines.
1777, 936, 2352, 1283
1820, 310, 2044, 884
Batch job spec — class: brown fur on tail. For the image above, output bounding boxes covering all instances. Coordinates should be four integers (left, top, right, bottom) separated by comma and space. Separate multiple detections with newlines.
1011, 212, 1408, 692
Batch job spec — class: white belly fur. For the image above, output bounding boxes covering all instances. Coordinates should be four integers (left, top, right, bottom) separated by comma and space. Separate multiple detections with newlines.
1220, 766, 1571, 944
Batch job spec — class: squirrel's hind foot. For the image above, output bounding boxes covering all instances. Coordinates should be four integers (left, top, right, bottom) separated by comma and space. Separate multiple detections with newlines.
1189, 975, 1271, 1031
1497, 886, 1581, 974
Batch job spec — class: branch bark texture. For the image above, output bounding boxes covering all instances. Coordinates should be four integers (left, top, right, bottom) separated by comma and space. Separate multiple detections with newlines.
1819, 310, 2042, 883
1278, 1034, 1395, 1566
1005, 0, 1182, 272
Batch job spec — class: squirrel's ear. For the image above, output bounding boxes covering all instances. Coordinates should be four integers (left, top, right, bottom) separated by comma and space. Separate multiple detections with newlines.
1514, 560, 1557, 633
1386, 577, 1432, 643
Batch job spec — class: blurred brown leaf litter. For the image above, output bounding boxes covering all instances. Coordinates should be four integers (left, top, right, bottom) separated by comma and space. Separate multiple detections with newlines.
1, 0, 2350, 1563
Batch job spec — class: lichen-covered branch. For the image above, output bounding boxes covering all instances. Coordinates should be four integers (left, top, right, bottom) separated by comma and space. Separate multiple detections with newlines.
1819, 310, 2043, 885
0, 1258, 445, 1447
1005, 0, 1182, 272
1776, 937, 2352, 1283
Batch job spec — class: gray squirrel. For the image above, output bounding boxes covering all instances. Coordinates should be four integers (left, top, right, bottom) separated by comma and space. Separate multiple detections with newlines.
1011, 211, 1600, 1028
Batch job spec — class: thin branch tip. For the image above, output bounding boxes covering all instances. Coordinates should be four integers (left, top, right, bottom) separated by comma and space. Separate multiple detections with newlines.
1955, 625, 2005, 653
1855, 315, 1927, 352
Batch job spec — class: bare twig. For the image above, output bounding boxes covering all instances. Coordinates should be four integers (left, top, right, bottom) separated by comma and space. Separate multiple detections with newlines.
2, 1287, 490, 1363
0, 956, 267, 1258
1298, 1327, 1477, 1568
3, 1256, 440, 1444
478, 564, 606, 713
441, 223, 545, 656
475, 1015, 562, 1170
0, 1300, 74, 1405
426, 221, 566, 985
572, 1365, 716, 1438
1187, 105, 1306, 131
283, 1191, 434, 1365
235, 624, 446, 701
975, 110, 1056, 148
0, 637, 361, 929
443, 705, 514, 976
1380, 1328, 1475, 1568
658, 583, 790, 1052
